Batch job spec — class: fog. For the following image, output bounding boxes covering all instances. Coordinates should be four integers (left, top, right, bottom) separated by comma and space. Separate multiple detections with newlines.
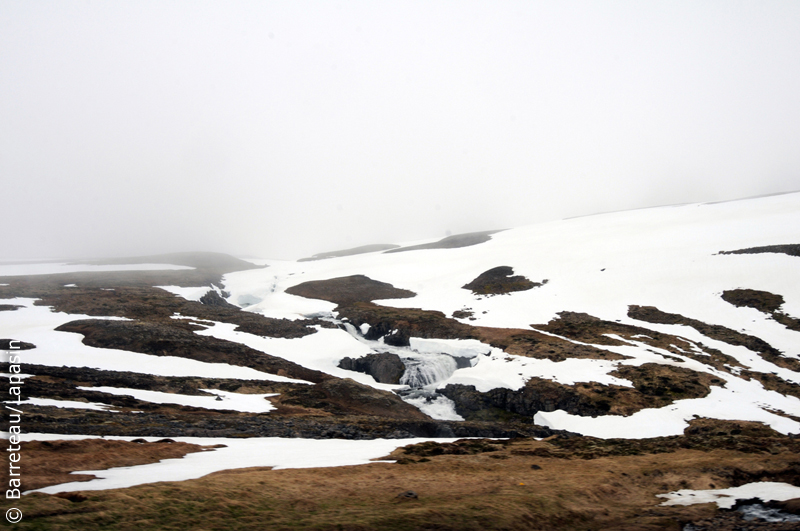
2, 1, 799, 261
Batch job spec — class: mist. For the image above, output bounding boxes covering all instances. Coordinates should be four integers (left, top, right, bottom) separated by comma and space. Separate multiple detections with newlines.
2, 1, 799, 261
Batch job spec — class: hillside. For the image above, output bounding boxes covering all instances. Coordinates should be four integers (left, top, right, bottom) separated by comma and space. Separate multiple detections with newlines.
2, 193, 800, 529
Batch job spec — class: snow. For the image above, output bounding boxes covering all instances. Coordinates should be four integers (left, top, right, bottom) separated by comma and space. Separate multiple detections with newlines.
15, 432, 461, 495
534, 376, 800, 438
225, 194, 800, 337
3, 193, 800, 439
9, 398, 118, 412
193, 321, 388, 388
215, 193, 800, 437
401, 393, 464, 421
657, 481, 800, 509
0, 262, 194, 276
0, 298, 311, 384
156, 285, 215, 302
76, 386, 278, 413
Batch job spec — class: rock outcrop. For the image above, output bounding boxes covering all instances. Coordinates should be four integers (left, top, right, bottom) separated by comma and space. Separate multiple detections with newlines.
338, 353, 406, 384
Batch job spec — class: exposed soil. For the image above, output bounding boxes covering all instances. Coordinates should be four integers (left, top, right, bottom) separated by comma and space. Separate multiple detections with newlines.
628, 305, 800, 371
285, 275, 416, 305
473, 325, 627, 361
532, 311, 741, 371
738, 370, 800, 402
722, 289, 800, 332
54, 318, 327, 384
462, 266, 545, 295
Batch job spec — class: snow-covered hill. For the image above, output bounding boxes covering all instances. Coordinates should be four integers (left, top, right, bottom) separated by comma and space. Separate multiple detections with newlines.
3, 192, 800, 502
209, 192, 800, 437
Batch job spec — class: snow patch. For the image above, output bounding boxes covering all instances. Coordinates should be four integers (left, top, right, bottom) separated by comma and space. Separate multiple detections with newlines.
76, 387, 278, 413
657, 481, 800, 508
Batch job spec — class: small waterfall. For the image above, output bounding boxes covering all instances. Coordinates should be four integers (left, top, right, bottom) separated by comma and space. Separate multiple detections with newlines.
399, 353, 458, 388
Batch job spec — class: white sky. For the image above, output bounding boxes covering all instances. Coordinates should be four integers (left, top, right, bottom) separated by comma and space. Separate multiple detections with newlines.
2, 1, 799, 260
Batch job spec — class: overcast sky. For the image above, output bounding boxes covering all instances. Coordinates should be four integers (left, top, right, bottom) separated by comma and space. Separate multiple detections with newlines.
2, 1, 799, 260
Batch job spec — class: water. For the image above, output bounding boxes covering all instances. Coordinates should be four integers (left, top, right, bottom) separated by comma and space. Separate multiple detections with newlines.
338, 321, 480, 388
399, 353, 458, 388
738, 503, 800, 523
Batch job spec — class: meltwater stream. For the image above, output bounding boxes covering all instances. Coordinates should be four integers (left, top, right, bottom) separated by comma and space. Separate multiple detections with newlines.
338, 321, 482, 388
399, 353, 458, 388
333, 320, 489, 420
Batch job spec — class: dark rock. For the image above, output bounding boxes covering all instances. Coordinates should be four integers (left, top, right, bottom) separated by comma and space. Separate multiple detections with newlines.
440, 379, 613, 421
385, 230, 504, 254
0, 339, 36, 350
199, 290, 240, 310
298, 244, 400, 262
462, 266, 545, 295
719, 244, 800, 258
452, 356, 474, 369
531, 464, 542, 470
338, 303, 475, 346
339, 353, 406, 384
395, 491, 418, 499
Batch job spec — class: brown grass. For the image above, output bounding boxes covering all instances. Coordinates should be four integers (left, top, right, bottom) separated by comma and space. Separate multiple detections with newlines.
1, 439, 207, 492
9, 432, 800, 530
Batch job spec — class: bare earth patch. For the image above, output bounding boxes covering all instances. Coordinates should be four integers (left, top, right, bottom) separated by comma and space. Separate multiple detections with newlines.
462, 266, 545, 296
285, 275, 416, 305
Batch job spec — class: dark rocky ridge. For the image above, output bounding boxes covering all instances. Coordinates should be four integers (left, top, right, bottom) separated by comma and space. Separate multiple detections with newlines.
76, 251, 264, 273
384, 230, 503, 253
55, 318, 328, 384
17, 406, 555, 439
0, 251, 263, 289
719, 244, 800, 258
199, 289, 240, 310
298, 244, 400, 262
441, 363, 717, 421
338, 353, 406, 384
